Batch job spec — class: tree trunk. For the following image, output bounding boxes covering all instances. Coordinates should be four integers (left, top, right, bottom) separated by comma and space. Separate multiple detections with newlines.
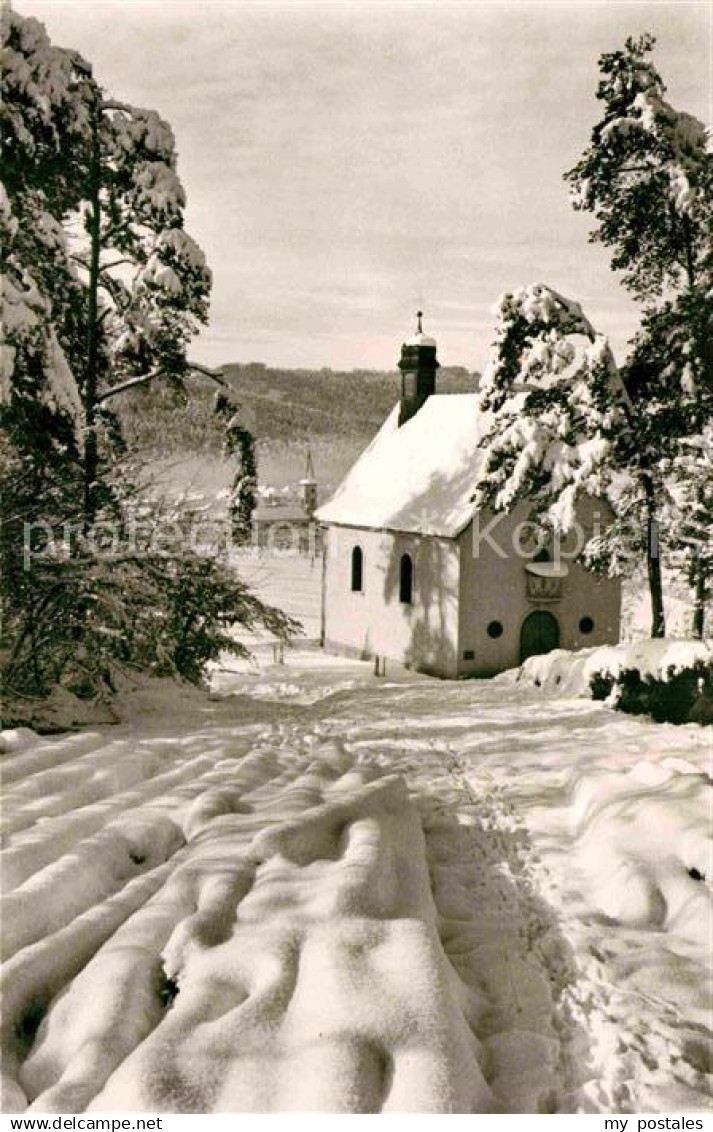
83, 99, 102, 530
643, 476, 666, 638
692, 555, 707, 639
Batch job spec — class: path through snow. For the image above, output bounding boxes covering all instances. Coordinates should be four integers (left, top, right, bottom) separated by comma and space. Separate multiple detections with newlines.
1, 648, 710, 1113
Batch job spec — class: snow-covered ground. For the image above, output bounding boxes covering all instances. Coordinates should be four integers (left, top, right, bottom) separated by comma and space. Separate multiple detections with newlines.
234, 551, 323, 641
1, 645, 711, 1114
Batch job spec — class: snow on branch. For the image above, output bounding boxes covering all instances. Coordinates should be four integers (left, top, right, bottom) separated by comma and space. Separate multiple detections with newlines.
474, 283, 629, 531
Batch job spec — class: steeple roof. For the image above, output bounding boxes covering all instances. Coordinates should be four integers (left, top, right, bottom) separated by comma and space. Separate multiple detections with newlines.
405, 310, 437, 349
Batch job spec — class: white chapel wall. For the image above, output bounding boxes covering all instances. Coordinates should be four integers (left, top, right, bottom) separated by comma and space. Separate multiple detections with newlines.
323, 524, 461, 678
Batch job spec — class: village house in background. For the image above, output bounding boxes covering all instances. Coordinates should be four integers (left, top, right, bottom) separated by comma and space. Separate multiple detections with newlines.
252, 450, 322, 556
316, 318, 622, 678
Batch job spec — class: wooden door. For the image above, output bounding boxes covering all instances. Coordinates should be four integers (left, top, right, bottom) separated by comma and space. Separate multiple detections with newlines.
519, 610, 560, 663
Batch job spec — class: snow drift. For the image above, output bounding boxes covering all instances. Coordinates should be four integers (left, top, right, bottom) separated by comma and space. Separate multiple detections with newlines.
572, 759, 711, 943
2, 644, 711, 1114
5, 771, 492, 1113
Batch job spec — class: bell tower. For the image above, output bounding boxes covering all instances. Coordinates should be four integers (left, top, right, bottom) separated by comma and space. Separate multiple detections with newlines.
398, 311, 439, 427
300, 448, 318, 518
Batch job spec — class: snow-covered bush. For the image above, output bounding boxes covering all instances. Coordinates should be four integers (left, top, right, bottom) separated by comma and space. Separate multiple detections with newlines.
3, 549, 299, 725
590, 659, 712, 725
512, 639, 712, 725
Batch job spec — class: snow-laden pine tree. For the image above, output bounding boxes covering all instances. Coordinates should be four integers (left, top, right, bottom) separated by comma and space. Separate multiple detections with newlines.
475, 36, 711, 639
1, 11, 296, 717
564, 34, 711, 305
472, 283, 639, 572
2, 12, 90, 701
1, 12, 88, 436
564, 34, 712, 635
620, 288, 712, 637
73, 81, 213, 521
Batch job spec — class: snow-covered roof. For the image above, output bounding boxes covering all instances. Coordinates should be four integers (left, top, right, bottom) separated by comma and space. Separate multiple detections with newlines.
405, 332, 437, 348
254, 503, 312, 523
316, 394, 487, 538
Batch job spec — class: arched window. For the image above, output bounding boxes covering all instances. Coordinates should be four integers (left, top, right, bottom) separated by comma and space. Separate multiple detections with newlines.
351, 545, 363, 592
399, 553, 413, 604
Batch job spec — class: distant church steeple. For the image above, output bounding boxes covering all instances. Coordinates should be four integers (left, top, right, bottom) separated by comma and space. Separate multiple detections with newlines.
398, 311, 439, 427
300, 448, 318, 517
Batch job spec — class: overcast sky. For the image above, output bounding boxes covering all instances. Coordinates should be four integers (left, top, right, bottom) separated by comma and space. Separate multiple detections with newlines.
22, 0, 711, 371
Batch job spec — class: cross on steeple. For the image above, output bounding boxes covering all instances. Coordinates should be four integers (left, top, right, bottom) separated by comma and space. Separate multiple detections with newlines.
416, 310, 424, 334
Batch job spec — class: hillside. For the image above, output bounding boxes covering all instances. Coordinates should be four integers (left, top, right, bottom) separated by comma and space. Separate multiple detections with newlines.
119, 364, 476, 452
219, 363, 477, 440
118, 363, 479, 492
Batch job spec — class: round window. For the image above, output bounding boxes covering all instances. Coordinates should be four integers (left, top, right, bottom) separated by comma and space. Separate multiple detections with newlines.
487, 620, 504, 639
579, 616, 594, 635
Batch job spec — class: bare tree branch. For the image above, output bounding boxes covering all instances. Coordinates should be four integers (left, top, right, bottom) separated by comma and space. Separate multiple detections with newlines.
98, 361, 228, 403
188, 362, 229, 387
98, 369, 164, 402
